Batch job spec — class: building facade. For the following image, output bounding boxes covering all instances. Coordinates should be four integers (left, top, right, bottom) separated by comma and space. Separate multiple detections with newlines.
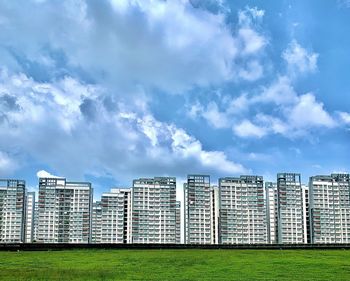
211, 185, 219, 244
25, 192, 35, 243
310, 174, 350, 243
91, 201, 102, 243
36, 177, 92, 243
265, 182, 278, 244
302, 184, 310, 244
219, 176, 266, 244
0, 179, 26, 243
277, 173, 304, 244
92, 188, 132, 244
184, 175, 212, 244
132, 177, 178, 243
175, 201, 181, 244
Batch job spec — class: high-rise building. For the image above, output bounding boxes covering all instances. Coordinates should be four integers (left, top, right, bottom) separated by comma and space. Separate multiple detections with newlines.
265, 182, 278, 244
132, 177, 178, 243
33, 201, 39, 242
219, 176, 266, 244
184, 175, 212, 244
0, 179, 26, 243
94, 188, 132, 244
211, 185, 219, 244
36, 177, 93, 243
91, 201, 102, 243
25, 192, 35, 243
310, 174, 350, 244
301, 184, 310, 244
277, 173, 304, 244
175, 201, 181, 244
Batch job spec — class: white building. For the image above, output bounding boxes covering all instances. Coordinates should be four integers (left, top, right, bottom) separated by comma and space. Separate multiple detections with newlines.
175, 201, 181, 244
277, 173, 304, 244
265, 182, 278, 244
0, 179, 26, 243
301, 184, 310, 244
91, 201, 102, 243
33, 201, 39, 242
92, 188, 132, 244
184, 175, 212, 244
219, 176, 266, 244
211, 185, 219, 244
132, 177, 179, 243
310, 174, 350, 244
25, 192, 35, 243
36, 177, 93, 243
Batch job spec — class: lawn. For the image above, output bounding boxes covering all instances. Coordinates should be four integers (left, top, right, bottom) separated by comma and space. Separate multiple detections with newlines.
0, 249, 349, 280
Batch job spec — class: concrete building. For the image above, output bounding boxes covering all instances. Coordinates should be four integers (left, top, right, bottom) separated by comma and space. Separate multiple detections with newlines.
211, 185, 220, 244
175, 201, 181, 244
33, 202, 39, 242
277, 173, 304, 244
132, 177, 178, 243
0, 179, 26, 243
93, 188, 132, 244
91, 201, 102, 243
265, 182, 278, 244
184, 175, 212, 244
302, 184, 310, 244
25, 192, 35, 243
219, 176, 266, 244
310, 174, 350, 244
36, 177, 93, 243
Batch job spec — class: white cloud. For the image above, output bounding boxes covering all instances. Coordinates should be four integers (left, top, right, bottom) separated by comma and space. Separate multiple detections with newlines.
233, 120, 267, 138
254, 76, 297, 105
287, 93, 336, 129
338, 111, 350, 124
256, 114, 288, 135
226, 93, 250, 115
187, 102, 203, 119
187, 101, 230, 129
238, 60, 263, 81
238, 28, 267, 55
282, 40, 318, 75
202, 102, 230, 129
0, 151, 17, 176
0, 69, 247, 180
238, 6, 265, 26
189, 72, 339, 139
0, 0, 266, 94
36, 170, 60, 178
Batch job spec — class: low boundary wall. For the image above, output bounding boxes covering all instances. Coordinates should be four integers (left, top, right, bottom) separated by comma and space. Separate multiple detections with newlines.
1, 243, 350, 251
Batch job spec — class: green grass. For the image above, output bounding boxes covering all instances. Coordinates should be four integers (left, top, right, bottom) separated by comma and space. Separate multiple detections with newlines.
0, 249, 350, 280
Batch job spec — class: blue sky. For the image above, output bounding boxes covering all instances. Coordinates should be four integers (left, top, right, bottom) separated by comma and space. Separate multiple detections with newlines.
0, 0, 349, 198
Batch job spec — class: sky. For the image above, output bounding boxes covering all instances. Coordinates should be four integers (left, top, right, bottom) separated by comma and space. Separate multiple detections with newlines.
0, 0, 349, 198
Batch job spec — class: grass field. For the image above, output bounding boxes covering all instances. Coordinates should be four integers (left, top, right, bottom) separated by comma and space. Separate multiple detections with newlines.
0, 249, 349, 280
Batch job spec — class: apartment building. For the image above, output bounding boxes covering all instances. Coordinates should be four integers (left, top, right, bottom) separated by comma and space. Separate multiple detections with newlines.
92, 188, 132, 244
265, 182, 278, 244
302, 184, 310, 244
184, 175, 212, 244
219, 176, 266, 244
211, 185, 219, 244
25, 192, 35, 243
0, 179, 26, 242
33, 201, 39, 242
36, 177, 92, 243
91, 201, 102, 243
310, 174, 350, 243
175, 201, 181, 244
132, 177, 178, 243
277, 173, 304, 244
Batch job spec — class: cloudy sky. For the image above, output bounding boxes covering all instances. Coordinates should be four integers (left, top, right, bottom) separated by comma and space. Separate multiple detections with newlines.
0, 0, 349, 197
